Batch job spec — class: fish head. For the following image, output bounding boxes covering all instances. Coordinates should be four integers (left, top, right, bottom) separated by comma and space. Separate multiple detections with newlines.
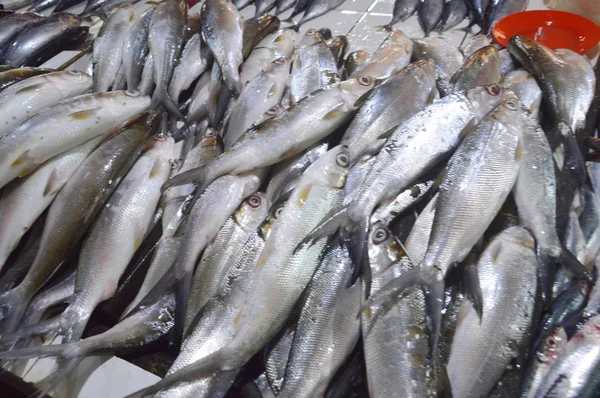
507, 35, 561, 74
340, 76, 377, 106
269, 29, 297, 56
367, 222, 402, 276
103, 90, 152, 117
235, 192, 270, 231
465, 83, 517, 120
299, 28, 323, 47
262, 57, 291, 76
537, 326, 567, 364
54, 70, 93, 92
306, 145, 350, 189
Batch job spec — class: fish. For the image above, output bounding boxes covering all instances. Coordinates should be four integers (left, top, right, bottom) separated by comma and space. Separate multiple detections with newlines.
0, 218, 42, 293
461, 34, 490, 58
0, 90, 150, 189
450, 45, 502, 93
447, 226, 538, 398
162, 77, 375, 197
467, 0, 490, 24
521, 326, 568, 398
278, 242, 362, 397
289, 0, 311, 19
530, 315, 600, 397
223, 57, 290, 150
123, 130, 222, 317
184, 192, 269, 336
437, 0, 469, 30
242, 15, 280, 59
503, 69, 542, 118
27, 0, 59, 12
341, 59, 437, 163
168, 33, 210, 105
138, 52, 155, 94
371, 178, 435, 225
21, 269, 76, 329
131, 145, 350, 396
239, 28, 296, 85
93, 6, 136, 93
344, 50, 370, 77
290, 37, 339, 104
122, 6, 155, 92
201, 0, 244, 97
362, 223, 431, 398
350, 30, 413, 80
418, 0, 444, 36
275, 0, 296, 15
0, 112, 160, 337
326, 36, 348, 68
296, 0, 345, 26
0, 137, 102, 273
0, 12, 43, 50
484, 0, 528, 34
0, 70, 92, 139
263, 323, 296, 395
148, 0, 186, 119
1, 13, 87, 68
405, 193, 437, 267
383, 0, 419, 30
255, 0, 277, 15
411, 37, 464, 95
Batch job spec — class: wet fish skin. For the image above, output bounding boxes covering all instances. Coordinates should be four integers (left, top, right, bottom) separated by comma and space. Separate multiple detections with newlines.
0, 12, 43, 50
223, 57, 290, 150
0, 70, 92, 139
342, 59, 437, 163
362, 223, 430, 398
0, 137, 102, 274
184, 192, 269, 335
255, 0, 276, 15
437, 0, 469, 31
447, 226, 538, 398
450, 45, 502, 93
418, 0, 444, 36
122, 6, 155, 92
27, 0, 58, 12
384, 0, 419, 29
242, 15, 280, 59
532, 315, 600, 397
0, 90, 151, 189
93, 6, 136, 93
0, 220, 41, 293
275, 0, 296, 15
201, 0, 244, 97
326, 36, 348, 68
297, 0, 345, 26
411, 37, 464, 95
0, 112, 160, 337
371, 178, 435, 225
503, 69, 542, 118
405, 193, 437, 266
240, 28, 296, 85
168, 33, 210, 104
278, 242, 362, 398
344, 50, 370, 77
138, 52, 154, 94
163, 77, 375, 196
290, 38, 340, 104
461, 34, 490, 58
21, 270, 76, 329
467, 0, 490, 24
484, 0, 528, 34
0, 0, 35, 10
264, 323, 295, 394
1, 13, 85, 68
350, 30, 413, 80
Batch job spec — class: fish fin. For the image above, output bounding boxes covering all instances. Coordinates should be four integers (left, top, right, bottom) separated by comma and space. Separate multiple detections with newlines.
463, 263, 483, 321
352, 87, 376, 109
376, 126, 399, 140
557, 244, 592, 282
170, 274, 193, 350
15, 83, 46, 95
0, 342, 79, 359
161, 165, 206, 192
152, 87, 187, 123
342, 215, 371, 292
361, 267, 421, 310
43, 168, 65, 197
34, 357, 83, 398
294, 207, 348, 254
269, 189, 293, 215
10, 150, 33, 168
423, 279, 445, 360
68, 108, 101, 120
562, 131, 588, 186
0, 286, 31, 337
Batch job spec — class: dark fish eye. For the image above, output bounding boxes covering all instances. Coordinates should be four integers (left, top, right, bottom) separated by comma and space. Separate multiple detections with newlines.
267, 106, 279, 115
125, 90, 140, 97
358, 76, 372, 86
247, 195, 262, 208
487, 84, 501, 96
274, 205, 284, 218
274, 58, 285, 64
335, 152, 349, 167
67, 70, 80, 75
504, 99, 518, 110
205, 129, 217, 137
372, 228, 388, 244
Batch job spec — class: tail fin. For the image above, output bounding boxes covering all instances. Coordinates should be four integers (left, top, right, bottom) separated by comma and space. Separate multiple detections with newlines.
294, 207, 349, 253
560, 124, 587, 186
0, 341, 81, 360
423, 279, 445, 361
341, 215, 371, 292
0, 315, 62, 346
161, 165, 207, 193
170, 275, 192, 349
151, 87, 188, 123
0, 286, 32, 337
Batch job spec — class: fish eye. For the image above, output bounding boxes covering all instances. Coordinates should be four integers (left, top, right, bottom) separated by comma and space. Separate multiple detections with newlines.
372, 227, 388, 244
125, 90, 141, 97
205, 129, 217, 137
67, 70, 80, 75
358, 76, 372, 86
266, 106, 279, 116
546, 337, 556, 348
247, 195, 262, 208
274, 58, 285, 64
335, 152, 349, 167
504, 99, 518, 110
274, 205, 284, 218
487, 84, 501, 96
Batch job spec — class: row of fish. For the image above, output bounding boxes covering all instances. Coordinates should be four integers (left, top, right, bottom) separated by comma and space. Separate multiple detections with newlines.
0, 0, 598, 396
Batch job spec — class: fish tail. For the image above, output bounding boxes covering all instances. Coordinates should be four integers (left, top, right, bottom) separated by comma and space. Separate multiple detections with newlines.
556, 244, 592, 282
1, 315, 62, 346
0, 286, 31, 337
294, 207, 349, 254
35, 357, 84, 398
170, 274, 193, 349
423, 279, 445, 360
342, 215, 371, 291
0, 340, 82, 359
152, 87, 187, 123
562, 132, 588, 187
161, 165, 208, 193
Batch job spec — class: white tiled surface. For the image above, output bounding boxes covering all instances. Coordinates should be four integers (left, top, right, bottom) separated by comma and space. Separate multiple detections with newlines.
25, 0, 563, 397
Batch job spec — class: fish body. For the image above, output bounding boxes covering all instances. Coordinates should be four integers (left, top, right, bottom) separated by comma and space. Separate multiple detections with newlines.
122, 6, 155, 92
485, 0, 528, 34
350, 30, 413, 80
255, 0, 276, 15
21, 270, 76, 328
438, 0, 469, 30
385, 0, 419, 29
0, 90, 150, 189
0, 70, 92, 138
297, 0, 345, 26
290, 38, 339, 104
242, 15, 280, 59
0, 67, 53, 93
418, 0, 444, 36
344, 50, 370, 77
0, 12, 43, 50
168, 33, 210, 105
461, 34, 490, 58
411, 37, 463, 95
503, 69, 542, 118
450, 45, 501, 92
240, 28, 296, 85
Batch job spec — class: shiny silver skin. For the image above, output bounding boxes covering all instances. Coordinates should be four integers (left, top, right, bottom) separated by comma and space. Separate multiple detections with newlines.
264, 324, 295, 394
503, 69, 542, 118
168, 33, 210, 105
461, 34, 490, 58
297, 0, 345, 26
0, 90, 151, 189
344, 50, 370, 77
438, 0, 469, 31
290, 37, 339, 104
484, 0, 528, 34
418, 0, 444, 36
138, 52, 154, 95
21, 270, 76, 329
123, 6, 155, 92
405, 193, 437, 265
371, 179, 435, 225
384, 0, 418, 29
350, 30, 413, 80
342, 59, 437, 162
0, 13, 43, 50
240, 29, 296, 85
411, 37, 464, 95
447, 226, 538, 398
450, 45, 502, 93
278, 242, 362, 398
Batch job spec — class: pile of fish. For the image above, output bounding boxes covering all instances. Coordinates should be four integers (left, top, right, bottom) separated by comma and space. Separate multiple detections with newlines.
0, 0, 598, 397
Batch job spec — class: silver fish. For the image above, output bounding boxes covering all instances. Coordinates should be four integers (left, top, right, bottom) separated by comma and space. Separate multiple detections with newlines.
344, 50, 370, 77
296, 0, 345, 26
418, 0, 444, 36
93, 5, 136, 93
21, 270, 76, 329
168, 33, 210, 105
290, 39, 340, 104
350, 30, 413, 80
405, 193, 438, 265
223, 57, 290, 150
438, 0, 469, 31
0, 90, 150, 189
0, 70, 92, 139
201, 0, 244, 96
122, 6, 155, 92
0, 12, 43, 50
264, 323, 295, 394
503, 69, 542, 118
240, 28, 296, 85
138, 52, 155, 95
412, 37, 464, 95
447, 226, 537, 398
383, 0, 419, 29
450, 45, 502, 93
371, 179, 435, 225
278, 242, 362, 398
342, 59, 437, 162
460, 34, 490, 59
